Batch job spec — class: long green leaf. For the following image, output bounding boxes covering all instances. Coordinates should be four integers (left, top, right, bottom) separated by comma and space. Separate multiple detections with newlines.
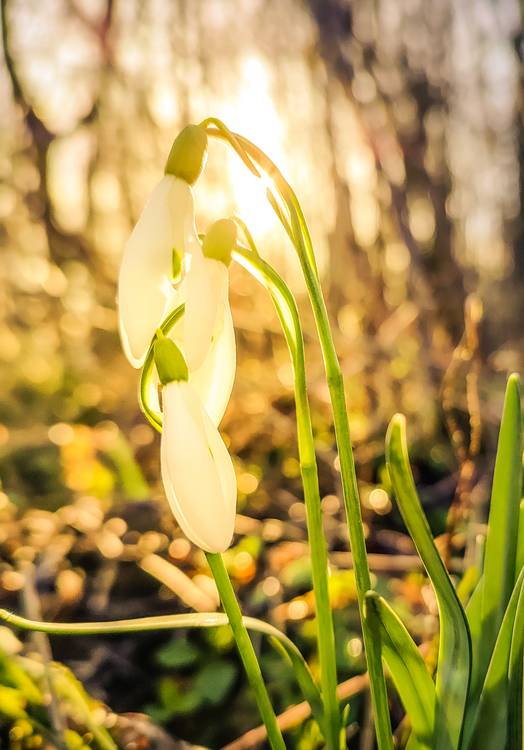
478, 374, 522, 685
508, 577, 524, 750
405, 734, 431, 750
365, 591, 435, 747
464, 567, 524, 749
516, 498, 524, 581
0, 608, 324, 730
386, 415, 471, 750
509, 573, 524, 697
232, 244, 340, 744
507, 653, 523, 750
464, 576, 484, 700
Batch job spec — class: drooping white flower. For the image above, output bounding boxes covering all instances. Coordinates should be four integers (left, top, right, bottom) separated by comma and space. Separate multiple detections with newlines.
118, 176, 197, 367
155, 337, 237, 553
118, 124, 208, 368
141, 219, 238, 426
182, 219, 237, 373
144, 306, 236, 426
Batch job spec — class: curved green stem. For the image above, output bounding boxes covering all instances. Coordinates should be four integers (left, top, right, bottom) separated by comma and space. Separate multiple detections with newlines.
232, 240, 340, 749
206, 553, 286, 750
202, 122, 318, 275
0, 606, 321, 729
206, 122, 392, 749
139, 305, 185, 432
200, 117, 261, 177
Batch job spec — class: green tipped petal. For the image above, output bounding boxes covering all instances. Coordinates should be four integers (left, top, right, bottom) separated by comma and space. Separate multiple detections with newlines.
154, 336, 188, 384
165, 124, 208, 184
172, 247, 183, 282
202, 218, 237, 266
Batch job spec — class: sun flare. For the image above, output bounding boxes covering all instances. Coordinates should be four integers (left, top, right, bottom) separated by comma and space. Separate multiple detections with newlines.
224, 54, 288, 237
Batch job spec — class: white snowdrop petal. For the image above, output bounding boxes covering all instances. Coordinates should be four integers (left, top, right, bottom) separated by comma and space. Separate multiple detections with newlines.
183, 252, 229, 371
161, 382, 235, 552
190, 304, 236, 425
118, 176, 196, 367
164, 302, 235, 425
201, 404, 237, 521
119, 276, 175, 368
161, 443, 213, 552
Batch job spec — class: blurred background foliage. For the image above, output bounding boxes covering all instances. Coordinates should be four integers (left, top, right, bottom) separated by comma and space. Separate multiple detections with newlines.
0, 0, 523, 748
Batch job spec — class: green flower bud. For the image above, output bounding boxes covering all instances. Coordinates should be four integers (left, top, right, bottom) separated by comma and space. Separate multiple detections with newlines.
164, 125, 208, 185
202, 219, 237, 266
154, 335, 188, 385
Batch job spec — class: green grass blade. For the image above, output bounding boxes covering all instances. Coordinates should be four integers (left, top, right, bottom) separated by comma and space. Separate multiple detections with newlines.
507, 653, 523, 750
386, 414, 471, 750
464, 577, 484, 701
479, 374, 522, 682
516, 499, 524, 580
465, 577, 482, 629
509, 573, 524, 697
508, 577, 524, 749
365, 592, 435, 745
405, 734, 432, 750
464, 567, 524, 749
268, 635, 325, 732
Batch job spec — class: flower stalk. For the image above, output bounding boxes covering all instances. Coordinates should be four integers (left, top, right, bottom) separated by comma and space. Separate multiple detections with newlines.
232, 234, 341, 749
206, 553, 287, 750
140, 245, 340, 746
203, 120, 393, 748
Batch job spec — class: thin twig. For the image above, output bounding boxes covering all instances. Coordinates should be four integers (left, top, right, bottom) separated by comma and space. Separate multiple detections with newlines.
331, 551, 464, 574
441, 294, 483, 567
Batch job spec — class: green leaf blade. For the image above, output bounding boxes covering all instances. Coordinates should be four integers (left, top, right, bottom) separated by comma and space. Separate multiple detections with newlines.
464, 568, 524, 749
479, 374, 523, 683
365, 592, 435, 745
515, 498, 524, 582
386, 414, 471, 750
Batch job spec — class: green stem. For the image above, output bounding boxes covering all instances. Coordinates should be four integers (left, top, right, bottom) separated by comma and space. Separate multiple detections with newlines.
138, 304, 185, 432
0, 607, 323, 727
139, 244, 339, 746
206, 553, 286, 750
205, 124, 393, 749
233, 241, 340, 749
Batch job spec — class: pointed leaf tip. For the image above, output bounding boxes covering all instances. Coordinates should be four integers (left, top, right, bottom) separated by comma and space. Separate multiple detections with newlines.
385, 409, 471, 750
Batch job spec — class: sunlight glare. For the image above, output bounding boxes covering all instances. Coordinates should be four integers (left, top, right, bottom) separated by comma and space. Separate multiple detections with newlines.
222, 55, 287, 237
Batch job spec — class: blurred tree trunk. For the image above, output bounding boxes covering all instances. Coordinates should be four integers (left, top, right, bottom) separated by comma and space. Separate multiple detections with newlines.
307, 0, 467, 343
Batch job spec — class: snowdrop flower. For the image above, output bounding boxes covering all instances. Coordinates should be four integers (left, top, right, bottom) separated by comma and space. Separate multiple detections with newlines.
144, 304, 235, 427
183, 219, 237, 373
154, 335, 237, 553
118, 125, 207, 368
141, 219, 238, 427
